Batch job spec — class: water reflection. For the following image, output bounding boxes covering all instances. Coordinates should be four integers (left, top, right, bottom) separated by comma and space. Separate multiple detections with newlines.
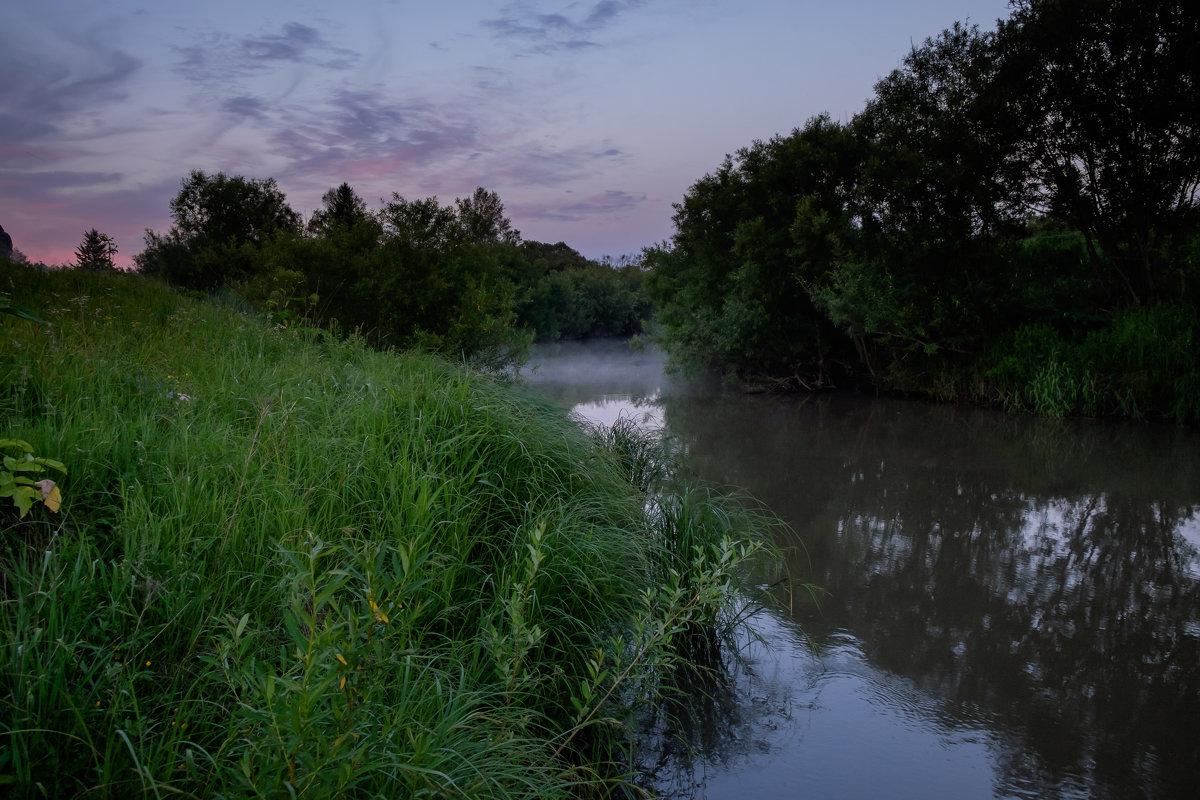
523, 341, 1200, 799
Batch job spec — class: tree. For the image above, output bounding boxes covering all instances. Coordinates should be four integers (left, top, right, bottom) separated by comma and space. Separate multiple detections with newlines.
998, 0, 1200, 305
817, 22, 1038, 373
644, 115, 862, 383
378, 194, 460, 252
308, 183, 372, 237
853, 22, 1032, 243
455, 187, 520, 247
74, 229, 118, 271
137, 170, 301, 289
168, 170, 300, 249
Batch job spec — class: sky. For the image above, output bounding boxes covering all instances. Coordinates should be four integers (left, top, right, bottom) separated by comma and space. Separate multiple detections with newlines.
1, 1, 1014, 268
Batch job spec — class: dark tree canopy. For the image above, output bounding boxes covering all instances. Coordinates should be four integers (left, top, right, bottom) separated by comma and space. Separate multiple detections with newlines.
137, 170, 301, 290
854, 21, 1032, 243
308, 183, 371, 237
998, 0, 1200, 304
74, 229, 118, 271
169, 170, 301, 250
455, 187, 521, 247
644, 0, 1200, 421
378, 194, 461, 253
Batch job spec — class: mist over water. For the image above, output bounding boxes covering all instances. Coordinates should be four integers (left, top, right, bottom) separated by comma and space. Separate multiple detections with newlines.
523, 339, 1200, 800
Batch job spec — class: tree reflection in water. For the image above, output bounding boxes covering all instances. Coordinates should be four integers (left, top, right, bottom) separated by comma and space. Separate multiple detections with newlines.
661, 392, 1200, 798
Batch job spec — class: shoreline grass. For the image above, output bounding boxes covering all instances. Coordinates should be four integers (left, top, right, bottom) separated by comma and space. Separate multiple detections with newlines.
1, 265, 779, 798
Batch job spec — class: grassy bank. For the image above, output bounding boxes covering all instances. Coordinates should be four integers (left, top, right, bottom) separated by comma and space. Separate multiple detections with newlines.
1, 265, 773, 798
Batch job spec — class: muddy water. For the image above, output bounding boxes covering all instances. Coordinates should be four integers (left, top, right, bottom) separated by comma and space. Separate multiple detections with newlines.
523, 339, 1200, 800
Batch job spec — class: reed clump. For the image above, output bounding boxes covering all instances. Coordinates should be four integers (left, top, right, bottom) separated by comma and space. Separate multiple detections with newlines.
0, 264, 778, 798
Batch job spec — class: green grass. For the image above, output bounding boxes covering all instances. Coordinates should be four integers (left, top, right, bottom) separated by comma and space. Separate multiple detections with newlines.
1, 265, 778, 798
979, 306, 1200, 424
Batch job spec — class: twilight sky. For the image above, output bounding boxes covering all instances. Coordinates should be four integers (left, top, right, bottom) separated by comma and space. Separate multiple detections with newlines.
1, 1, 1012, 268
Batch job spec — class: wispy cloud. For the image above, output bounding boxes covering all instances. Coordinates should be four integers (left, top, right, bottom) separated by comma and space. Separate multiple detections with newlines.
0, 32, 140, 140
173, 22, 358, 84
221, 95, 271, 120
497, 143, 626, 187
482, 1, 646, 53
522, 189, 647, 222
232, 87, 483, 188
206, 79, 624, 195
0, 169, 123, 197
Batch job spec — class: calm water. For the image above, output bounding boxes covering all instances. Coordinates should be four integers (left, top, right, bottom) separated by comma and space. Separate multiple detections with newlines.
523, 339, 1200, 800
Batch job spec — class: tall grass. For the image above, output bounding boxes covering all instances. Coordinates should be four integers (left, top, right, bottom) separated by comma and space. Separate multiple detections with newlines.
980, 306, 1200, 424
1, 265, 778, 797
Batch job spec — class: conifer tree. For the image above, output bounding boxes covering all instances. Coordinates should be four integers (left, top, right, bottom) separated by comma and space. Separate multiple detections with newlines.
75, 229, 117, 271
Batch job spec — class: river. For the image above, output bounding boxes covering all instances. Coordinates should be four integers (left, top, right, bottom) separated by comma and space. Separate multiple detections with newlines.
522, 339, 1200, 800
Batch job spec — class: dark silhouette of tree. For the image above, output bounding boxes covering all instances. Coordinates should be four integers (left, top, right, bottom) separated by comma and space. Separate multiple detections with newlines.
167, 169, 300, 249
136, 170, 300, 290
378, 194, 460, 252
998, 0, 1200, 306
307, 183, 371, 237
455, 187, 521, 247
74, 229, 117, 271
643, 114, 861, 383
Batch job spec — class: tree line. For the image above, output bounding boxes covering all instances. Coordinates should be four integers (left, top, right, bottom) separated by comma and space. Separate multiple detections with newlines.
131, 173, 649, 372
643, 0, 1200, 422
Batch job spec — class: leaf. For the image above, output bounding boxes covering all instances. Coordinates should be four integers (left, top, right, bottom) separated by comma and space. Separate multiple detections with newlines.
0, 299, 47, 325
7, 454, 43, 473
39, 457, 67, 474
34, 480, 61, 512
12, 488, 33, 518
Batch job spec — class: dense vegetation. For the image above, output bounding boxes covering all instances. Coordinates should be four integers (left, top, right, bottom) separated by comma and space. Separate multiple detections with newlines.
644, 0, 1200, 423
0, 264, 777, 797
135, 176, 649, 374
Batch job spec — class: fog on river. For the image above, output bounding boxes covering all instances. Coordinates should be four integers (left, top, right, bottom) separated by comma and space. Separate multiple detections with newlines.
523, 339, 1200, 800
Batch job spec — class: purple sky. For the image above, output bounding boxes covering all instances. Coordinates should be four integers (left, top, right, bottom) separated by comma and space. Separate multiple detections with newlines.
1, 1, 1012, 268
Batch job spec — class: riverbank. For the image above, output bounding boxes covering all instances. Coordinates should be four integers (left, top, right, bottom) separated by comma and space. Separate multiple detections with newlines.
1, 265, 773, 797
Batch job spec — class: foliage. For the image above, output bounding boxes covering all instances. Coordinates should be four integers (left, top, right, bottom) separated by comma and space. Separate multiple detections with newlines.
643, 115, 860, 384
305, 182, 372, 237
136, 170, 301, 290
516, 243, 650, 341
0, 438, 65, 518
73, 229, 118, 272
456, 186, 522, 246
982, 305, 1200, 423
0, 264, 780, 796
133, 174, 649, 369
0, 294, 45, 326
998, 0, 1200, 306
644, 0, 1200, 421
